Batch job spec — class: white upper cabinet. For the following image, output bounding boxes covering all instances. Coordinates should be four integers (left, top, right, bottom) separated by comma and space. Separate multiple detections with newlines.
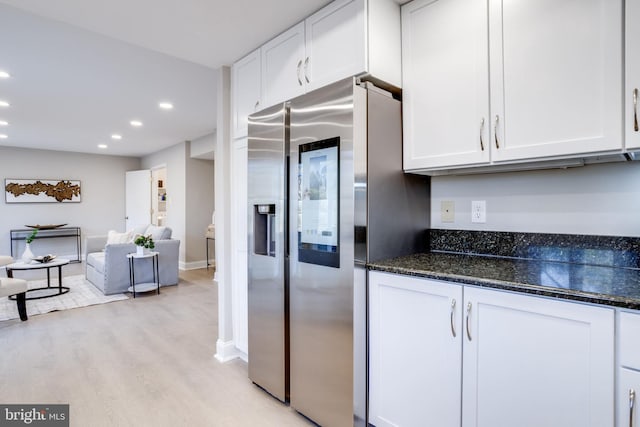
254, 0, 401, 111
489, 0, 622, 162
305, 0, 366, 92
402, 0, 490, 170
232, 0, 401, 138
231, 49, 261, 139
626, 0, 640, 150
261, 22, 306, 109
403, 0, 623, 173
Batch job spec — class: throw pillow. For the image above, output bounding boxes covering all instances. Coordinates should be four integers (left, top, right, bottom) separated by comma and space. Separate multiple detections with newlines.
107, 230, 133, 245
131, 224, 148, 236
145, 225, 168, 241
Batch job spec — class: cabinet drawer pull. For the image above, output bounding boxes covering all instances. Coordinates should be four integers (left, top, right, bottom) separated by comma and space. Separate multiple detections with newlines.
297, 60, 303, 86
465, 302, 472, 341
634, 89, 639, 132
450, 299, 457, 338
631, 388, 636, 427
494, 115, 500, 149
480, 118, 485, 151
304, 57, 310, 84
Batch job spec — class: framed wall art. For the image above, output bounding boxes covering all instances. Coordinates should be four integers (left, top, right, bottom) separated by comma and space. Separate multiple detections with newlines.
4, 179, 81, 203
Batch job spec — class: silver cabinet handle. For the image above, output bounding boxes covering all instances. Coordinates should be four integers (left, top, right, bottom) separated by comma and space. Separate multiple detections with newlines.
631, 388, 636, 427
296, 60, 303, 86
304, 57, 310, 83
450, 299, 457, 338
634, 89, 638, 132
465, 302, 472, 341
480, 118, 485, 151
494, 115, 500, 149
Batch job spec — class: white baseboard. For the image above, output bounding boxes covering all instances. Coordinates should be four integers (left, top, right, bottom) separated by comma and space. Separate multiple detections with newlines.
179, 260, 215, 270
215, 339, 244, 363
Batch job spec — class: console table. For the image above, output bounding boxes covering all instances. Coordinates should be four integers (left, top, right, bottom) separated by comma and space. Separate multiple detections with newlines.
10, 227, 82, 263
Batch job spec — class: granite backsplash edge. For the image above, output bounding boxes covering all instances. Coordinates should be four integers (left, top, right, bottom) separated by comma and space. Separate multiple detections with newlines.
428, 229, 640, 269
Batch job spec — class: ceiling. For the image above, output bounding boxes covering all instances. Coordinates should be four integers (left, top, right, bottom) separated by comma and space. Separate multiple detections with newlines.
0, 0, 332, 157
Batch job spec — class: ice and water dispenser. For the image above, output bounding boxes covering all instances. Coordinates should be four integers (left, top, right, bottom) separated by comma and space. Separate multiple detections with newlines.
254, 204, 276, 257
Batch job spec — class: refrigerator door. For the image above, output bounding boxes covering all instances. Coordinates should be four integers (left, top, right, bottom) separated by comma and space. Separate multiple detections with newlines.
289, 78, 357, 426
247, 103, 289, 402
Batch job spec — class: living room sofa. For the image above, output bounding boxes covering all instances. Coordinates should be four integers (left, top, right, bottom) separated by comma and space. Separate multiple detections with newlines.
84, 225, 180, 295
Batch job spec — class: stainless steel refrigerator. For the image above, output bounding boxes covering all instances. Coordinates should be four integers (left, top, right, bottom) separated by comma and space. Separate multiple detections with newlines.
248, 77, 429, 426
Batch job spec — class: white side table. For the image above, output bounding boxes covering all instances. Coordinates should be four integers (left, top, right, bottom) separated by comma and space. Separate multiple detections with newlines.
126, 252, 160, 298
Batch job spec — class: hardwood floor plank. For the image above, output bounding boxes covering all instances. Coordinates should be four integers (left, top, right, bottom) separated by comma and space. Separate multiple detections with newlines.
0, 265, 312, 426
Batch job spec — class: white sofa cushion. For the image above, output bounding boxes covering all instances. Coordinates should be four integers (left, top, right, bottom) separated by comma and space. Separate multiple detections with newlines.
86, 251, 105, 274
0, 277, 28, 296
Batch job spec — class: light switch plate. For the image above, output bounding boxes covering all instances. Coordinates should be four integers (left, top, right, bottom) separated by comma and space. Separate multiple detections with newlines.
441, 200, 455, 223
471, 200, 486, 223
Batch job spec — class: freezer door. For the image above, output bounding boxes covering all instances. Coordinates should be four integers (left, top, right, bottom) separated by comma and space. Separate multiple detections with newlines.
289, 78, 358, 426
247, 103, 289, 402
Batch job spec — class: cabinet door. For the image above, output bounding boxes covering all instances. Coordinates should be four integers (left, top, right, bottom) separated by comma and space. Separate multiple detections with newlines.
489, 0, 622, 162
626, 0, 640, 150
618, 368, 640, 427
232, 49, 261, 139
462, 286, 614, 427
402, 0, 490, 171
261, 22, 305, 109
305, 0, 365, 92
369, 271, 462, 427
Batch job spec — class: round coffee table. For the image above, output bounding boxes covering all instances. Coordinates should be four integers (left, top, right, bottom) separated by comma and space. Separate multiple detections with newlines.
6, 258, 71, 300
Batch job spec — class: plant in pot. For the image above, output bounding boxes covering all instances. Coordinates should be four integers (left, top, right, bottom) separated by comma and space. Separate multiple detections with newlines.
22, 229, 38, 263
134, 234, 155, 256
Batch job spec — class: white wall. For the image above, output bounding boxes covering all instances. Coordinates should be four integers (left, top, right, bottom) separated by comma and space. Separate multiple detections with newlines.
190, 132, 216, 159
430, 161, 640, 237
0, 146, 140, 258
142, 141, 215, 268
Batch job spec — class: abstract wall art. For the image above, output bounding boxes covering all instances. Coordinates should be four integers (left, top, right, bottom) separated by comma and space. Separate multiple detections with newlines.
4, 179, 81, 203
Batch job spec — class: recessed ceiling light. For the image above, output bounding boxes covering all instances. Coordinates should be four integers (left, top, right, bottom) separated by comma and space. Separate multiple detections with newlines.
0, 100, 9, 107
159, 102, 173, 110
0, 120, 7, 126
0, 134, 8, 139
0, 71, 9, 79
98, 144, 108, 149
111, 134, 122, 140
130, 120, 143, 127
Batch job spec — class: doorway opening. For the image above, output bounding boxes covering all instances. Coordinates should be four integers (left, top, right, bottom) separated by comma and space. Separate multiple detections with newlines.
152, 167, 167, 226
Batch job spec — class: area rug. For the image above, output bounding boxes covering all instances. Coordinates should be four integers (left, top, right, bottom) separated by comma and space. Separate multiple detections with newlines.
0, 274, 128, 321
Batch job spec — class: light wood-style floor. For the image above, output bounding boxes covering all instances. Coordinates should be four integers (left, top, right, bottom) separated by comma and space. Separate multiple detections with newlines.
0, 263, 313, 427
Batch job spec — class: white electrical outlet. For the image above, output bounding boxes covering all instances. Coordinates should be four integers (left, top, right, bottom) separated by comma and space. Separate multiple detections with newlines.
471, 200, 486, 223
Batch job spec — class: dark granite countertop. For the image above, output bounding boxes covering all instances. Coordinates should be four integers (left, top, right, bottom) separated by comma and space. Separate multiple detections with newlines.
368, 252, 640, 310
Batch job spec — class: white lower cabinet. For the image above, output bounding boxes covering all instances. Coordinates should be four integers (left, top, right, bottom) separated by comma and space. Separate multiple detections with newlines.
462, 286, 614, 427
369, 271, 462, 427
369, 271, 615, 427
618, 368, 640, 427
617, 312, 640, 427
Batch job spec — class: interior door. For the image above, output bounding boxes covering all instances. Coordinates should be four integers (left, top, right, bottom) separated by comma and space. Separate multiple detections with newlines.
125, 169, 151, 230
